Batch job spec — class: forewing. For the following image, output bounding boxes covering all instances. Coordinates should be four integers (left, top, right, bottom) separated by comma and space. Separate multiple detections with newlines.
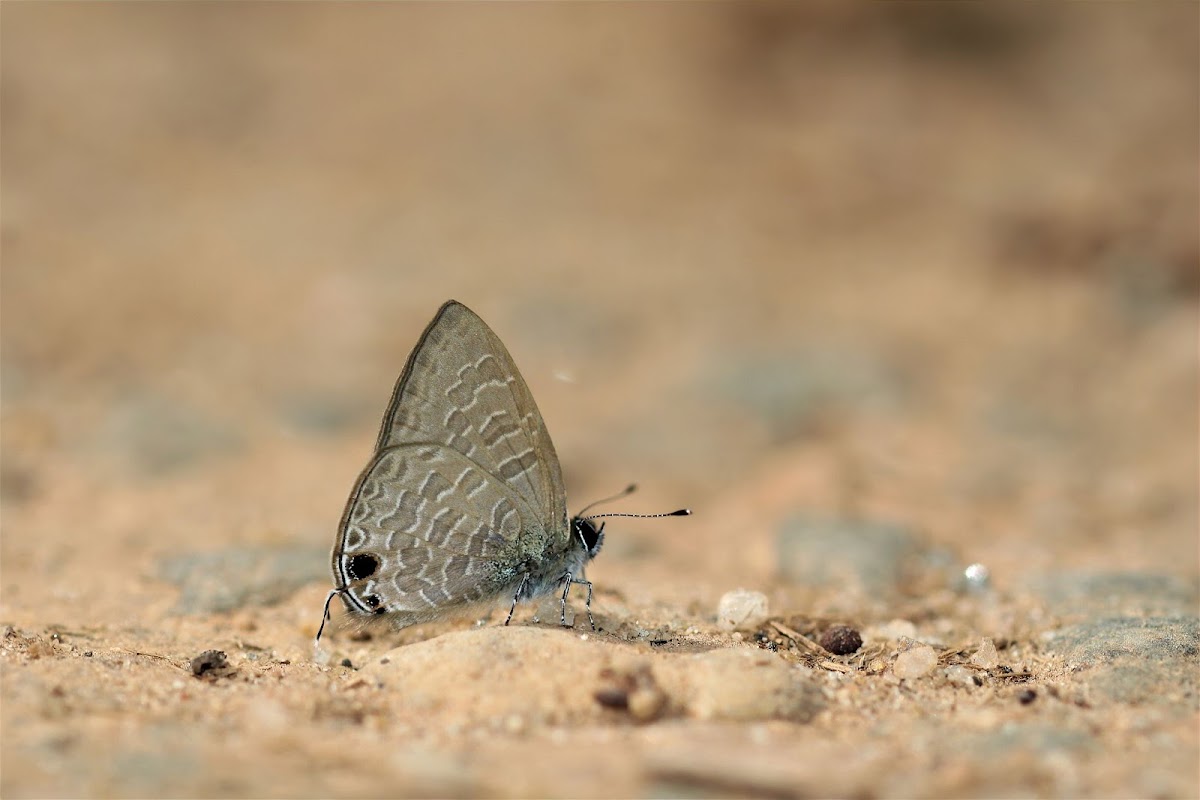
334, 445, 538, 617
373, 301, 567, 529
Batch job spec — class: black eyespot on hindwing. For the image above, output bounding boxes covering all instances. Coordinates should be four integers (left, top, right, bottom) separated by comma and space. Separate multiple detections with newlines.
346, 553, 379, 581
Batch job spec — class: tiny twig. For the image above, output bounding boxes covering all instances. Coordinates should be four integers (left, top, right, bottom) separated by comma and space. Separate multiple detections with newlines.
119, 649, 186, 671
769, 620, 825, 655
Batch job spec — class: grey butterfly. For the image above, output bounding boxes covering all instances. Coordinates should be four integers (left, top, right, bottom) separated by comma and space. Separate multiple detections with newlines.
318, 300, 686, 641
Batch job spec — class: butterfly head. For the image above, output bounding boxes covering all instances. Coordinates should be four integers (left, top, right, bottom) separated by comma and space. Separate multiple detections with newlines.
572, 516, 605, 560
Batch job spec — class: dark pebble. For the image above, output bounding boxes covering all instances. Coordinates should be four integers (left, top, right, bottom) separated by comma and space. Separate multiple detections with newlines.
595, 667, 632, 710
820, 625, 863, 655
340, 658, 354, 669
190, 650, 228, 677
1019, 689, 1037, 705
594, 687, 630, 710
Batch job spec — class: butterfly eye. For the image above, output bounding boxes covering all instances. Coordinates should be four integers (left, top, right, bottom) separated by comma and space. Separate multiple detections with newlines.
574, 518, 604, 556
346, 553, 379, 581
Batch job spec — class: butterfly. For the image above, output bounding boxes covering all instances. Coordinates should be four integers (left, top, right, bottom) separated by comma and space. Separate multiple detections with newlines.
317, 300, 687, 641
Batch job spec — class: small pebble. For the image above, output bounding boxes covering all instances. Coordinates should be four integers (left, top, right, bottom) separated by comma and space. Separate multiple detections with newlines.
27, 640, 55, 659
971, 638, 999, 669
340, 658, 354, 668
820, 625, 863, 655
893, 645, 938, 679
594, 664, 667, 722
944, 664, 978, 688
1019, 688, 1037, 705
962, 562, 992, 592
627, 684, 668, 722
190, 649, 228, 677
594, 686, 629, 710
716, 589, 770, 631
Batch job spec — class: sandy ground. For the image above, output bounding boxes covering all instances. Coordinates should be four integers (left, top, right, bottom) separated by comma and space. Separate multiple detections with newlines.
2, 4, 1197, 798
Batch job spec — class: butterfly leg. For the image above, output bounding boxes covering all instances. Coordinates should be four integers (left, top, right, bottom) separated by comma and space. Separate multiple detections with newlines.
559, 573, 573, 626
558, 573, 596, 631
577, 578, 595, 631
505, 573, 530, 626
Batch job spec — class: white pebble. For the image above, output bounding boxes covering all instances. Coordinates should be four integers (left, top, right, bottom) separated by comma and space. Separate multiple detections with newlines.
971, 637, 999, 669
893, 645, 938, 679
944, 664, 977, 688
716, 589, 770, 631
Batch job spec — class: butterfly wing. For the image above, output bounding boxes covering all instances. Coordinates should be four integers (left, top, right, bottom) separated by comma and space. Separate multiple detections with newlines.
335, 445, 534, 621
374, 301, 566, 531
331, 301, 569, 621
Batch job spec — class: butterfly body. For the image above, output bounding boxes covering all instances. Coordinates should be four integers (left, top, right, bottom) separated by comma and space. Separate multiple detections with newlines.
328, 300, 599, 632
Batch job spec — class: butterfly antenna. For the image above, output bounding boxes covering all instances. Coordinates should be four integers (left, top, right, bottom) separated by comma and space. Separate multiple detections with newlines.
575, 483, 639, 517
582, 508, 692, 522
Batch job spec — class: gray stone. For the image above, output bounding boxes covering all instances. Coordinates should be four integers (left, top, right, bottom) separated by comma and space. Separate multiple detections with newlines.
1044, 617, 1199, 665
104, 393, 242, 476
1024, 571, 1199, 618
159, 544, 329, 614
275, 391, 372, 436
1043, 616, 1199, 706
706, 347, 909, 442
967, 722, 1098, 759
777, 515, 923, 596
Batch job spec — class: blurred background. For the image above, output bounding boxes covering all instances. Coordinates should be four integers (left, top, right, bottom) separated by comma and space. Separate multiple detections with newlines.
2, 3, 1197, 797
3, 1, 1196, 615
